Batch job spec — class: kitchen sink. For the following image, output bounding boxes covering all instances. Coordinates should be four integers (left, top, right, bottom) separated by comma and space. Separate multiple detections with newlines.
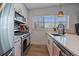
51, 34, 61, 36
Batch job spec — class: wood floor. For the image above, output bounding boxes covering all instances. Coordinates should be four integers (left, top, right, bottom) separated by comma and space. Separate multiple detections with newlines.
24, 44, 49, 56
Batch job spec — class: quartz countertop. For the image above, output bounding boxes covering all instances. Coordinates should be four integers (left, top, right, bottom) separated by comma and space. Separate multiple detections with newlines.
48, 33, 79, 56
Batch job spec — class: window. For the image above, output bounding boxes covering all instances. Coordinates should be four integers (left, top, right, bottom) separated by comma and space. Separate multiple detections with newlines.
32, 15, 69, 30
32, 16, 44, 29
44, 16, 55, 29
55, 16, 69, 29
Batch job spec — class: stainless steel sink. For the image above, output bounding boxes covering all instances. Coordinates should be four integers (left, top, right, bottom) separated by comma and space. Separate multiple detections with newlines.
51, 34, 61, 36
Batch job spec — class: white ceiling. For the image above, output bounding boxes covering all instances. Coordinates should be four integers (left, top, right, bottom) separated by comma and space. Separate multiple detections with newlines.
25, 3, 59, 10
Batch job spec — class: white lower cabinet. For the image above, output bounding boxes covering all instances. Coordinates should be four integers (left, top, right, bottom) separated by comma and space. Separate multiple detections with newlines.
14, 40, 21, 56
47, 34, 61, 56
52, 43, 60, 56
47, 34, 53, 56
14, 36, 21, 56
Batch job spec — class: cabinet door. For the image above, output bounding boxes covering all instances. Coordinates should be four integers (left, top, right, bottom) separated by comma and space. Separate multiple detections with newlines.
47, 35, 53, 56
52, 42, 54, 56
14, 40, 21, 56
53, 43, 60, 56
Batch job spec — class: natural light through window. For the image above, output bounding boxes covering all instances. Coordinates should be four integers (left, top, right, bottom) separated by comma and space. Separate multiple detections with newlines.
32, 15, 69, 30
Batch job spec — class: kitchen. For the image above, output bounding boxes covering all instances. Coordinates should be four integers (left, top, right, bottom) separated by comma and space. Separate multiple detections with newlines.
0, 3, 79, 56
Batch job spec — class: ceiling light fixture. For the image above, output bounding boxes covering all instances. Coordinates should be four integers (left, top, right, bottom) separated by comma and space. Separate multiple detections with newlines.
57, 4, 64, 17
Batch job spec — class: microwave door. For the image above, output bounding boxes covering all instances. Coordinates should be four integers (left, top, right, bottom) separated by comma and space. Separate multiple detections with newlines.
0, 4, 14, 55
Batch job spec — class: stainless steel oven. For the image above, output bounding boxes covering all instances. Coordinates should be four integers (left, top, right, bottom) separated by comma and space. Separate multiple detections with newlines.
21, 33, 31, 56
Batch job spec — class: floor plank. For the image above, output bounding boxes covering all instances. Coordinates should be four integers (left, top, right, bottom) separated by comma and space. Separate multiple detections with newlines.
24, 44, 49, 56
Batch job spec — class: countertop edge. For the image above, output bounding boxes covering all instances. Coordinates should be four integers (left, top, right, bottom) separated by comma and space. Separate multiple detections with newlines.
47, 33, 78, 56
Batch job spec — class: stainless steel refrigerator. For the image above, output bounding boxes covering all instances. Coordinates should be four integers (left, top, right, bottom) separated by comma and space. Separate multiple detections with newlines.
0, 3, 14, 56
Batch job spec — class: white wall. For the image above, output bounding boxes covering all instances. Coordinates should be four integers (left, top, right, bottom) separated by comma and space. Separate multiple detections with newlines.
28, 4, 79, 45
14, 3, 28, 22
